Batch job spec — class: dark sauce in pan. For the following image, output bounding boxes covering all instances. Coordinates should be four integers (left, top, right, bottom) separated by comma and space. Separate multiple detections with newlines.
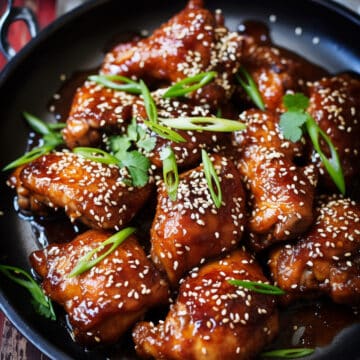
14, 21, 359, 358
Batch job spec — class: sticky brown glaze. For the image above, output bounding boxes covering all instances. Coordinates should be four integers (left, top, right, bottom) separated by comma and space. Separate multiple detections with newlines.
269, 195, 360, 305
133, 249, 279, 360
30, 229, 169, 345
8, 152, 153, 230
62, 81, 135, 149
232, 110, 317, 251
150, 154, 246, 285
101, 0, 244, 108
307, 74, 360, 192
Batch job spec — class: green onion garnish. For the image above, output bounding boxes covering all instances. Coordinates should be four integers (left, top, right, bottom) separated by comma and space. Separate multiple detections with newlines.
227, 279, 285, 295
261, 348, 315, 358
236, 67, 265, 110
3, 112, 64, 171
0, 264, 56, 320
160, 147, 179, 201
162, 71, 217, 98
69, 227, 136, 277
201, 150, 222, 208
160, 117, 246, 132
89, 74, 142, 94
73, 147, 119, 166
144, 120, 186, 143
139, 80, 158, 123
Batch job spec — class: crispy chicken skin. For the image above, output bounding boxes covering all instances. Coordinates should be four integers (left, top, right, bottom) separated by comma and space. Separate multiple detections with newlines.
308, 74, 360, 192
133, 249, 279, 360
150, 154, 246, 285
30, 230, 169, 345
269, 196, 360, 305
233, 110, 317, 251
8, 152, 152, 230
62, 81, 136, 149
101, 0, 243, 107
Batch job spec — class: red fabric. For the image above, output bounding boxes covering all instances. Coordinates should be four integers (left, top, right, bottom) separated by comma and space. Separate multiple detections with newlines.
0, 0, 56, 70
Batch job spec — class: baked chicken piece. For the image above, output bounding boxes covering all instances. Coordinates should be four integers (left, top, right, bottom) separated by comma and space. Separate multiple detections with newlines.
62, 80, 136, 149
233, 110, 317, 251
8, 151, 152, 230
150, 154, 246, 285
307, 74, 360, 192
101, 0, 244, 108
269, 195, 360, 305
133, 249, 279, 360
30, 229, 169, 344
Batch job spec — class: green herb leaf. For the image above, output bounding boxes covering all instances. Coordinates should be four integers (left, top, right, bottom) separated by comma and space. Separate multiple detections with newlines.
160, 147, 179, 201
144, 120, 186, 143
306, 116, 345, 194
261, 348, 315, 359
23, 112, 51, 135
162, 71, 217, 98
283, 93, 309, 112
228, 279, 285, 295
279, 111, 308, 142
139, 80, 158, 124
201, 150, 222, 208
0, 265, 56, 320
120, 150, 151, 187
137, 135, 157, 152
69, 227, 136, 277
160, 117, 246, 132
73, 147, 120, 166
236, 67, 265, 110
89, 74, 142, 94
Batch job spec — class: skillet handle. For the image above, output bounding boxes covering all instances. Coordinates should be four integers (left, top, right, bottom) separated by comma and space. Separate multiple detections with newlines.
0, 0, 39, 60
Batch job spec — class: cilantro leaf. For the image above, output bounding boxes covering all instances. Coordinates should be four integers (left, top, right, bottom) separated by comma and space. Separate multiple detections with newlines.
121, 151, 151, 187
137, 136, 156, 152
279, 111, 308, 142
108, 135, 131, 154
283, 93, 309, 112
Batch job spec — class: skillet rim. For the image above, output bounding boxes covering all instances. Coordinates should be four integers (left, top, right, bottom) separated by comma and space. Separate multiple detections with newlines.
0, 0, 360, 359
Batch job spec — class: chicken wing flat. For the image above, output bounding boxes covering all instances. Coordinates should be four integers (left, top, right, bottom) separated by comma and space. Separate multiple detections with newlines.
308, 74, 360, 192
233, 110, 317, 251
8, 151, 152, 230
30, 229, 169, 344
101, 0, 244, 107
150, 154, 246, 285
62, 80, 136, 149
133, 249, 279, 360
269, 196, 360, 305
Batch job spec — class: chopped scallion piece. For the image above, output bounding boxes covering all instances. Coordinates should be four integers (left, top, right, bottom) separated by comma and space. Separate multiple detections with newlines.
160, 147, 179, 201
89, 74, 142, 94
261, 348, 315, 359
227, 279, 285, 295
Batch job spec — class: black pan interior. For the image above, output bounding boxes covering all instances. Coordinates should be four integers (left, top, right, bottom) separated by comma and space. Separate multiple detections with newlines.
0, 0, 360, 359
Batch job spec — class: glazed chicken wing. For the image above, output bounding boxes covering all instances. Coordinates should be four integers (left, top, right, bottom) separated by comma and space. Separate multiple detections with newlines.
133, 249, 279, 360
308, 74, 360, 192
8, 152, 152, 230
30, 229, 169, 344
233, 110, 317, 251
269, 196, 360, 305
150, 154, 246, 285
62, 80, 136, 149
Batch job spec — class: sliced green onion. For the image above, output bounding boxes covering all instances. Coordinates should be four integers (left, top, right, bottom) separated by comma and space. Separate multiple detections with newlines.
89, 74, 142, 94
47, 123, 66, 130
144, 120, 186, 143
160, 117, 246, 132
236, 67, 265, 110
160, 147, 179, 201
23, 112, 51, 135
69, 227, 136, 277
162, 71, 217, 98
139, 80, 158, 124
73, 147, 120, 166
201, 150, 222, 208
228, 279, 285, 295
261, 348, 315, 358
0, 265, 56, 320
306, 116, 345, 195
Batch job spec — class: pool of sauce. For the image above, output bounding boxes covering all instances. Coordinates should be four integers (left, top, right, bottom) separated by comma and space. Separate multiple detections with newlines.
17, 21, 360, 358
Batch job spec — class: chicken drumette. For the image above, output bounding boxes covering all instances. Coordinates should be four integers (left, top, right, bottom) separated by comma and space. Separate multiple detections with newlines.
232, 110, 317, 251
8, 152, 152, 230
133, 249, 279, 360
30, 229, 169, 345
150, 154, 246, 285
269, 195, 360, 305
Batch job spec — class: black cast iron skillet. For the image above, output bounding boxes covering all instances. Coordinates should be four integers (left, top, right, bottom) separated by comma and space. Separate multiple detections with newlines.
1, 0, 360, 359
